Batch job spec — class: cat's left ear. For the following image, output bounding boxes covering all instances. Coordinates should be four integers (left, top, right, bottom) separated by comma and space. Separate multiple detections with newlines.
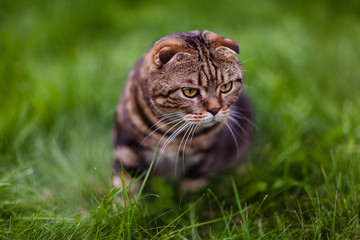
216, 39, 239, 55
204, 31, 239, 55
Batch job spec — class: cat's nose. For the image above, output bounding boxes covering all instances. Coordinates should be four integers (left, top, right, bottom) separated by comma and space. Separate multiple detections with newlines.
207, 108, 220, 116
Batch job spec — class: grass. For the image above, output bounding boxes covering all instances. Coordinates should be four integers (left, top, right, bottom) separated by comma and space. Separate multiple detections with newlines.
1, 0, 360, 238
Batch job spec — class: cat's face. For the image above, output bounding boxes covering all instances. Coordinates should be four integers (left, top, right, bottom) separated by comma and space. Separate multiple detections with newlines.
148, 31, 243, 127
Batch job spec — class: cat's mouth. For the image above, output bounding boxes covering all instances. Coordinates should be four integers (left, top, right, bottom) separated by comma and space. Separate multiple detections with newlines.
183, 114, 225, 128
195, 117, 222, 128
199, 121, 218, 128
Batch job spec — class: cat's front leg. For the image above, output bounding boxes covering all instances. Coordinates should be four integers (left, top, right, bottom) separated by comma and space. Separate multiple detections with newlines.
113, 146, 143, 203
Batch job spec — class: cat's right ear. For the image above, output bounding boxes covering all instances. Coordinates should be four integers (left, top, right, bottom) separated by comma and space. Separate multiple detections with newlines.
155, 46, 182, 66
152, 38, 186, 67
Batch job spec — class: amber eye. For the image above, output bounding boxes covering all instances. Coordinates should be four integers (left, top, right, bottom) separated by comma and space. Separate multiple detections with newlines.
182, 88, 199, 98
220, 81, 233, 93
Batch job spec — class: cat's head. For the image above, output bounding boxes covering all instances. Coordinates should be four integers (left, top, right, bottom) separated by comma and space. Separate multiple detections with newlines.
148, 30, 244, 127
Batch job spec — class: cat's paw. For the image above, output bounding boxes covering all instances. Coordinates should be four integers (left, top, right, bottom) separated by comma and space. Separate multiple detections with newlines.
181, 178, 208, 194
113, 175, 140, 207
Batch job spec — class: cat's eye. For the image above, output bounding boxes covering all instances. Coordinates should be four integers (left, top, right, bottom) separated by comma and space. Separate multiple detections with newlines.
220, 82, 233, 93
182, 88, 199, 98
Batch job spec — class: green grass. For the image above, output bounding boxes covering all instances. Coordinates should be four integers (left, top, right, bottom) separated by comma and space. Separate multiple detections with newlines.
1, 0, 360, 238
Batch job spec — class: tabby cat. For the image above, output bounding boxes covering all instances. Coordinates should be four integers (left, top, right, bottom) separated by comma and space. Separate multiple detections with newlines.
113, 30, 253, 193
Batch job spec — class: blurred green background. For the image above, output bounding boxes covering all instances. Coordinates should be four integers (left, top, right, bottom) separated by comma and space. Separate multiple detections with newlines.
1, 0, 360, 238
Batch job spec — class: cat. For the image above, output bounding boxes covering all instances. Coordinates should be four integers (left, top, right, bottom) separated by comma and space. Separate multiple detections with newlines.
113, 30, 253, 193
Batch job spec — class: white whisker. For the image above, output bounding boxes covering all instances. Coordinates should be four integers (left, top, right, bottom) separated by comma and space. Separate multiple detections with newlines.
174, 123, 193, 176
240, 56, 256, 64
230, 108, 256, 128
146, 100, 156, 112
152, 119, 185, 168
181, 123, 196, 170
231, 105, 253, 112
224, 122, 240, 156
189, 123, 199, 147
155, 121, 190, 170
227, 116, 249, 145
141, 115, 183, 144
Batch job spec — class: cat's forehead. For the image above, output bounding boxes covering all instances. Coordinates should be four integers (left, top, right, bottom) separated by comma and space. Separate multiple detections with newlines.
165, 51, 243, 87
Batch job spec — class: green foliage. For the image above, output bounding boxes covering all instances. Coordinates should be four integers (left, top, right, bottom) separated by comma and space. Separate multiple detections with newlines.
1, 0, 360, 238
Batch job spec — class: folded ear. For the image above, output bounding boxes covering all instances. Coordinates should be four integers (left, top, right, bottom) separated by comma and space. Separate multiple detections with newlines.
204, 31, 239, 54
151, 37, 187, 67
156, 46, 182, 65
217, 38, 239, 54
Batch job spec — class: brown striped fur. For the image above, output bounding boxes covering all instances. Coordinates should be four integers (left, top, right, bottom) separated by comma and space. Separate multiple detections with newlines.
113, 30, 253, 192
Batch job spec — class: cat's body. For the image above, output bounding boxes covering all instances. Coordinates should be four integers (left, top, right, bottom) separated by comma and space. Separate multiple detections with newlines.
113, 31, 253, 191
